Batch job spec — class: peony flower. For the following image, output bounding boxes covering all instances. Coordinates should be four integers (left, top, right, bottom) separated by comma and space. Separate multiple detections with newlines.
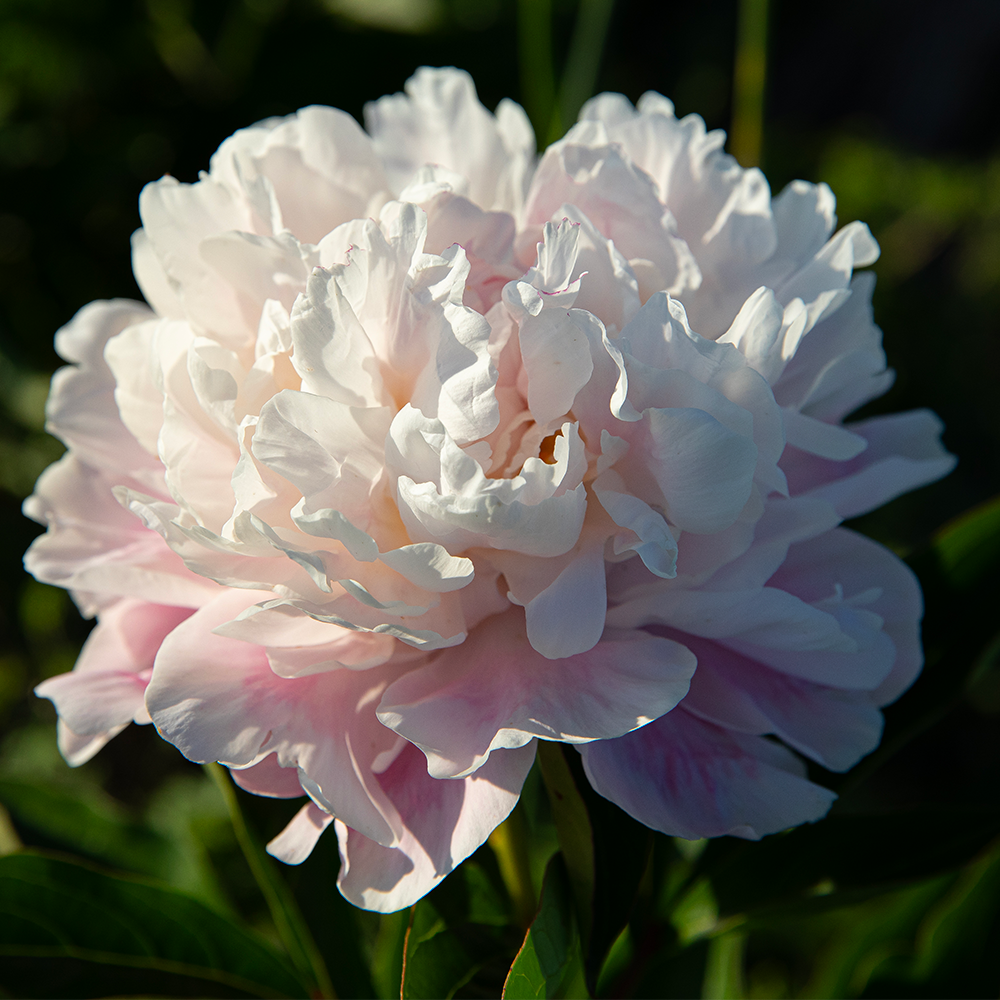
26, 68, 954, 911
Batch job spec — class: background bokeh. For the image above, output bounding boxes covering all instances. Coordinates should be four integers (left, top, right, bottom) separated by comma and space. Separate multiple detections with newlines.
1, 1, 999, 997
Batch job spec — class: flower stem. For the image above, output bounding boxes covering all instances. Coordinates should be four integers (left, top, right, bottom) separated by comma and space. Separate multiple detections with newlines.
730, 0, 770, 167
206, 763, 336, 1000
0, 803, 23, 856
702, 929, 748, 999
489, 803, 536, 928
555, 0, 616, 142
518, 0, 557, 148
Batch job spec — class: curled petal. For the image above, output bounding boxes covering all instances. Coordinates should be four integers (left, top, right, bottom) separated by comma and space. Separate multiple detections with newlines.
35, 600, 193, 765
268, 803, 334, 864
145, 590, 409, 847
378, 609, 695, 778
365, 67, 534, 214
389, 407, 589, 558
334, 741, 536, 912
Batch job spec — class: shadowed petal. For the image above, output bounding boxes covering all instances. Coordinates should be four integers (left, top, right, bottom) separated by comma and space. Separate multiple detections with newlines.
580, 708, 836, 840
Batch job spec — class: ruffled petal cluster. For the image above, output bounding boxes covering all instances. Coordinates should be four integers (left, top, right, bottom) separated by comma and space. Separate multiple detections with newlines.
27, 68, 954, 911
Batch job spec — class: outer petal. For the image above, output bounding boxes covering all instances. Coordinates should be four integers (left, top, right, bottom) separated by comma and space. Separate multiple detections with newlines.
677, 636, 883, 772
45, 299, 162, 484
138, 175, 256, 349
575, 93, 776, 334
770, 528, 925, 706
580, 707, 836, 840
35, 600, 193, 765
773, 272, 891, 420
145, 589, 409, 848
377, 609, 695, 778
23, 455, 222, 613
784, 410, 956, 519
268, 803, 334, 864
231, 753, 307, 798
334, 741, 536, 912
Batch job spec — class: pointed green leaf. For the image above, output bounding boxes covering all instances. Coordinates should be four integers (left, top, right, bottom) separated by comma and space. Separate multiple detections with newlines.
0, 774, 234, 912
536, 742, 593, 933
537, 745, 653, 992
401, 856, 516, 999
503, 854, 588, 999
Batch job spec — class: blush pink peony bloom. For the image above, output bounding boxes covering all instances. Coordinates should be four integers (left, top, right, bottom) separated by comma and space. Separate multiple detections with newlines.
27, 68, 954, 911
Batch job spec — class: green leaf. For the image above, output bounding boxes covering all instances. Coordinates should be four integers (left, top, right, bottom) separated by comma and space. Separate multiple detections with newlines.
931, 492, 1000, 591
536, 741, 594, 935
207, 764, 332, 997
0, 774, 234, 912
905, 835, 1000, 993
0, 777, 176, 875
0, 850, 312, 999
503, 854, 587, 1000
792, 877, 949, 999
401, 855, 517, 999
536, 745, 654, 992
0, 743, 234, 912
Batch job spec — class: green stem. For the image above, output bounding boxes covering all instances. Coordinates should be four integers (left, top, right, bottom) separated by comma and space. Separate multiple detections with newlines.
0, 803, 23, 857
555, 0, 616, 143
730, 0, 769, 167
702, 929, 748, 1000
206, 763, 336, 1000
489, 804, 536, 928
518, 0, 557, 148
536, 741, 594, 944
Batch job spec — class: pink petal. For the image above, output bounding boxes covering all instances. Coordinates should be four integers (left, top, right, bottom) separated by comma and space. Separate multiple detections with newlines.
335, 741, 535, 912
138, 175, 256, 350
23, 455, 220, 613
145, 589, 410, 847
45, 300, 161, 481
35, 599, 193, 765
212, 104, 388, 245
268, 803, 334, 864
522, 541, 608, 658
770, 528, 924, 705
784, 410, 956, 519
525, 141, 699, 297
677, 636, 883, 772
365, 67, 532, 213
55, 720, 125, 768
580, 707, 836, 840
231, 753, 306, 798
378, 608, 695, 778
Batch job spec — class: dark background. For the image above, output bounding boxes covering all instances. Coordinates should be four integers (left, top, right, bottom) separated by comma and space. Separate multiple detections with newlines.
1, 1, 999, 996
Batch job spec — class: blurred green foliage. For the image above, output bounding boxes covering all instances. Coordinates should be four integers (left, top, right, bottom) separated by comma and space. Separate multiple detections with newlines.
0, 0, 998, 996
